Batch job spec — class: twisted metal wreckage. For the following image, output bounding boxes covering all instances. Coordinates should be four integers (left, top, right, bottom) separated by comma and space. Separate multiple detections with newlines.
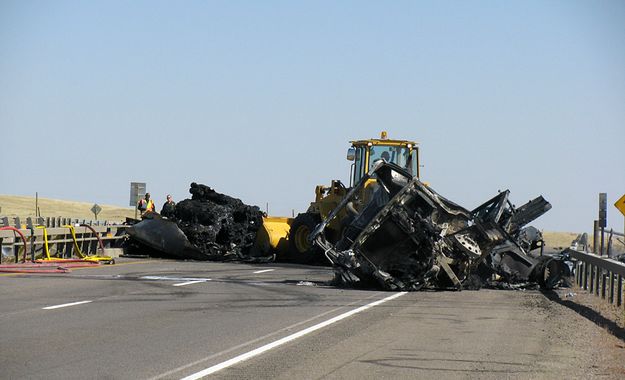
310, 161, 572, 291
125, 163, 572, 291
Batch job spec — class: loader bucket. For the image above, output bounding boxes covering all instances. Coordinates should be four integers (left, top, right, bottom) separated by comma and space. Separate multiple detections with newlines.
255, 216, 292, 254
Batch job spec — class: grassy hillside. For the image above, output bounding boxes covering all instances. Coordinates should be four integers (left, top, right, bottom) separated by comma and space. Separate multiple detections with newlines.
542, 231, 624, 254
0, 195, 135, 223
542, 231, 580, 250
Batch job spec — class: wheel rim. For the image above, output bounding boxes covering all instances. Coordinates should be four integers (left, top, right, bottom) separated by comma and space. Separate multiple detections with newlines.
294, 225, 311, 253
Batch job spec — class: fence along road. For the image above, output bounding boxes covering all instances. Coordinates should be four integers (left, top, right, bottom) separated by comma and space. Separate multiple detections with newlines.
0, 217, 127, 263
568, 248, 625, 308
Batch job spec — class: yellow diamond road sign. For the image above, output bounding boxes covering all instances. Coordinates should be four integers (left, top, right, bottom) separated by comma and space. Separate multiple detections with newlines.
615, 194, 625, 217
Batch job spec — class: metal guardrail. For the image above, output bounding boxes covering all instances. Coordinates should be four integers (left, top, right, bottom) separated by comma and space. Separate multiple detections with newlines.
1, 215, 123, 229
567, 248, 625, 309
0, 223, 128, 263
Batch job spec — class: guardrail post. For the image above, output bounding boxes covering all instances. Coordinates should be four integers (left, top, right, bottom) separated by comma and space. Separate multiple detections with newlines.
619, 275, 623, 308
589, 264, 595, 293
609, 272, 615, 304
89, 228, 97, 254
595, 266, 600, 296
13, 238, 18, 262
601, 273, 607, 299
30, 233, 36, 261
80, 229, 87, 255
62, 224, 72, 258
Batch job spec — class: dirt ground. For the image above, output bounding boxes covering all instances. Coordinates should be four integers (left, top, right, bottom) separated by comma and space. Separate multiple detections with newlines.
544, 287, 625, 378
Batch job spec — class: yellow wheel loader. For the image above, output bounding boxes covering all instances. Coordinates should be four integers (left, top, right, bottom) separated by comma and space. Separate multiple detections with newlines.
258, 131, 421, 263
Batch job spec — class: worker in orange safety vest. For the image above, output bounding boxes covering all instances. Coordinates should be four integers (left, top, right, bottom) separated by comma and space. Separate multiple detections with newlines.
137, 192, 156, 217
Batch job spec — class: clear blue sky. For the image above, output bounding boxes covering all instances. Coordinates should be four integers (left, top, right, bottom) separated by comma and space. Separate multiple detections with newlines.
1, 1, 624, 233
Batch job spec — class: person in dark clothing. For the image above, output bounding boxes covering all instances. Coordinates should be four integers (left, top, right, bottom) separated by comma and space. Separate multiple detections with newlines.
161, 194, 176, 218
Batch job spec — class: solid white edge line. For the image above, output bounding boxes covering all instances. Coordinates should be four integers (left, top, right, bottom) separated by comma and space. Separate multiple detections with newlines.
42, 300, 93, 310
173, 280, 209, 287
179, 291, 407, 380
252, 269, 275, 274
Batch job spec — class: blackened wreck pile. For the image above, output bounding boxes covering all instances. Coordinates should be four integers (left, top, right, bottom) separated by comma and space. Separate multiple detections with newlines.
127, 183, 269, 261
311, 161, 571, 291
174, 183, 265, 260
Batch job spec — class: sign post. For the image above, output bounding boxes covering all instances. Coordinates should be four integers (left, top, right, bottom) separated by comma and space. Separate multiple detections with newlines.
599, 193, 607, 256
91, 203, 102, 221
130, 182, 146, 219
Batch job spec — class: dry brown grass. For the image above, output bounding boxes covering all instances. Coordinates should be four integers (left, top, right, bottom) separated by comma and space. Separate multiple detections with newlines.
542, 231, 581, 250
543, 230, 625, 254
0, 195, 135, 223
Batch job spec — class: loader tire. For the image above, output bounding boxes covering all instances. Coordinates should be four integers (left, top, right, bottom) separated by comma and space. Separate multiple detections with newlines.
288, 212, 322, 264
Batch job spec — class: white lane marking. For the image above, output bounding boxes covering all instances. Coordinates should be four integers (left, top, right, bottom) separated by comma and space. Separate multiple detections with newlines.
179, 292, 407, 380
150, 295, 384, 380
173, 280, 210, 287
140, 276, 212, 282
43, 300, 92, 310
252, 269, 275, 274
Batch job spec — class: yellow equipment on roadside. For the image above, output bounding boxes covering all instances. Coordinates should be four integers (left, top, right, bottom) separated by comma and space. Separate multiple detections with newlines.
256, 131, 421, 263
35, 225, 114, 264
63, 225, 115, 264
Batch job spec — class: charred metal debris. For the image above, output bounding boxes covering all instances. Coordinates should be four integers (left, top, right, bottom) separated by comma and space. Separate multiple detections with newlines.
126, 183, 272, 262
125, 167, 571, 291
311, 161, 572, 291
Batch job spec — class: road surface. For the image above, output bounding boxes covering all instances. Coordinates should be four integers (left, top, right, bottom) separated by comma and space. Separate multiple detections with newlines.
1, 258, 623, 379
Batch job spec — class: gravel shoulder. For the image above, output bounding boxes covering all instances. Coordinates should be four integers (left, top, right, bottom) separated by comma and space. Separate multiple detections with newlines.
543, 288, 625, 378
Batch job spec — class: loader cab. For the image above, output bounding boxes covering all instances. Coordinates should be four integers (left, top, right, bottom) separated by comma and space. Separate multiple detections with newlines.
347, 132, 420, 186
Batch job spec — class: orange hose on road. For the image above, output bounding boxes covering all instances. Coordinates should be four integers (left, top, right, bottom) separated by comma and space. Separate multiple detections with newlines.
0, 264, 69, 274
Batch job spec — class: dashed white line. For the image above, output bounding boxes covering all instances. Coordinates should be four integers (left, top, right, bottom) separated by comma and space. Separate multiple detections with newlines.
43, 300, 92, 310
179, 291, 407, 380
252, 269, 275, 274
140, 276, 212, 282
173, 280, 210, 287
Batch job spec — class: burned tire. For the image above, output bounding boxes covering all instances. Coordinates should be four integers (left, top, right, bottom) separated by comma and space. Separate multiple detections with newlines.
288, 212, 322, 264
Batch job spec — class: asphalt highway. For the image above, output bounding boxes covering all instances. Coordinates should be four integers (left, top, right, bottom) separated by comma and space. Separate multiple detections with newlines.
0, 258, 617, 379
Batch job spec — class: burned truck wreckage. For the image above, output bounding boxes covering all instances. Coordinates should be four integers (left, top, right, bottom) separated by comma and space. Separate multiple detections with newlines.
125, 164, 571, 291
126, 183, 271, 262
310, 161, 572, 291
